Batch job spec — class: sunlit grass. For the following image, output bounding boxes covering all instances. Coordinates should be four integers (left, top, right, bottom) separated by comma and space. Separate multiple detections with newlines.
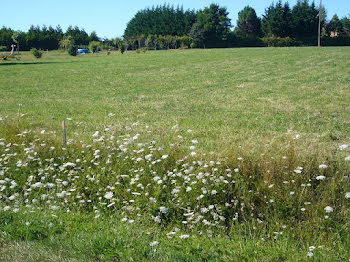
1, 47, 350, 261
1, 47, 349, 154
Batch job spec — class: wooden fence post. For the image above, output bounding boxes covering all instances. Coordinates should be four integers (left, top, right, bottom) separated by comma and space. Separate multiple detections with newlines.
62, 120, 67, 147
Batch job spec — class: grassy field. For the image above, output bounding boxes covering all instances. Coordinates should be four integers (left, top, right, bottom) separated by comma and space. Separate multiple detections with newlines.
1, 47, 350, 153
1, 47, 350, 261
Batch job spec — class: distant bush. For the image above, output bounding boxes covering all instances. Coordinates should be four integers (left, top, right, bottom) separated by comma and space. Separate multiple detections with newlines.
88, 41, 102, 53
0, 46, 7, 52
262, 36, 300, 47
30, 48, 43, 58
177, 35, 192, 49
136, 48, 147, 54
231, 37, 266, 47
321, 36, 350, 46
67, 45, 78, 56
145, 35, 157, 50
119, 42, 126, 54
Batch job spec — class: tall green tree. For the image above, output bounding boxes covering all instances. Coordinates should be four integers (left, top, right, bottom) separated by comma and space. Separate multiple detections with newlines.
195, 4, 231, 47
89, 31, 99, 42
0, 27, 14, 48
262, 1, 292, 37
235, 6, 262, 38
65, 26, 89, 46
124, 5, 196, 38
326, 14, 343, 36
341, 16, 350, 35
291, 0, 319, 39
189, 22, 205, 47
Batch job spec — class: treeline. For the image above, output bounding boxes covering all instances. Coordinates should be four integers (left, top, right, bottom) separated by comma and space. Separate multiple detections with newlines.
0, 25, 99, 51
124, 1, 350, 48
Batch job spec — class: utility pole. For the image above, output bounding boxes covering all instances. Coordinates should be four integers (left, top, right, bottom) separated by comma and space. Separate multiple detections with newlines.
318, 0, 322, 47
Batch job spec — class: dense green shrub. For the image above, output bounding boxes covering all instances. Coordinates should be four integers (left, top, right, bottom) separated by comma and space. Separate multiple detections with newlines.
30, 48, 43, 58
67, 45, 77, 56
136, 48, 147, 54
0, 46, 7, 52
177, 35, 192, 48
127, 35, 193, 50
262, 36, 300, 47
321, 36, 350, 46
231, 37, 266, 47
145, 35, 156, 50
88, 41, 102, 53
119, 42, 126, 54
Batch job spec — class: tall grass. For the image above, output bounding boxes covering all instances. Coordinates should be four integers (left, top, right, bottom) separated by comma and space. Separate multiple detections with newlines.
1, 117, 350, 260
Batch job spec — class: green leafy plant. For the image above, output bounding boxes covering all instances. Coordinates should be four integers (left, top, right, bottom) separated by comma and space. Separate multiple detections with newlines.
88, 41, 102, 53
30, 48, 43, 58
119, 42, 126, 54
67, 45, 78, 56
261, 36, 299, 47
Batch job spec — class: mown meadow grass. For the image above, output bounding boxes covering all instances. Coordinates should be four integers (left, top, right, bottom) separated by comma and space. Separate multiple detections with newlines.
1, 47, 350, 154
0, 47, 350, 261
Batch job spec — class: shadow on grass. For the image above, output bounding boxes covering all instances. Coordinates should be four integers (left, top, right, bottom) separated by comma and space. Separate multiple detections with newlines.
0, 61, 80, 66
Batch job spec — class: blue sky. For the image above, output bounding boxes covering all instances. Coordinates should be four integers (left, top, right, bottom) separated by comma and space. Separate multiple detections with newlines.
1, 0, 349, 38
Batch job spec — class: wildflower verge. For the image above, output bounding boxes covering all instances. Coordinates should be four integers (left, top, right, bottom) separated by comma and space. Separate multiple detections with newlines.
0, 119, 349, 260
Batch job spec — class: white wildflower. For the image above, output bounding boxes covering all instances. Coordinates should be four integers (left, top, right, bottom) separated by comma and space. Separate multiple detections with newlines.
324, 206, 333, 213
180, 234, 189, 239
149, 197, 156, 203
9, 194, 17, 200
31, 182, 43, 188
345, 192, 350, 199
50, 205, 59, 210
145, 154, 152, 161
309, 246, 316, 251
294, 168, 302, 174
339, 144, 349, 151
316, 175, 326, 181
104, 191, 113, 200
160, 206, 168, 214
150, 241, 159, 247
319, 164, 328, 169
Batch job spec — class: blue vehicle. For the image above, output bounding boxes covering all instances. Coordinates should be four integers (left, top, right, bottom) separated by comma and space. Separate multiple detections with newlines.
77, 49, 90, 54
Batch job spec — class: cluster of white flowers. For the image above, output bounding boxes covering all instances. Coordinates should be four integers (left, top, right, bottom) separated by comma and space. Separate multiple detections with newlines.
0, 120, 350, 247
